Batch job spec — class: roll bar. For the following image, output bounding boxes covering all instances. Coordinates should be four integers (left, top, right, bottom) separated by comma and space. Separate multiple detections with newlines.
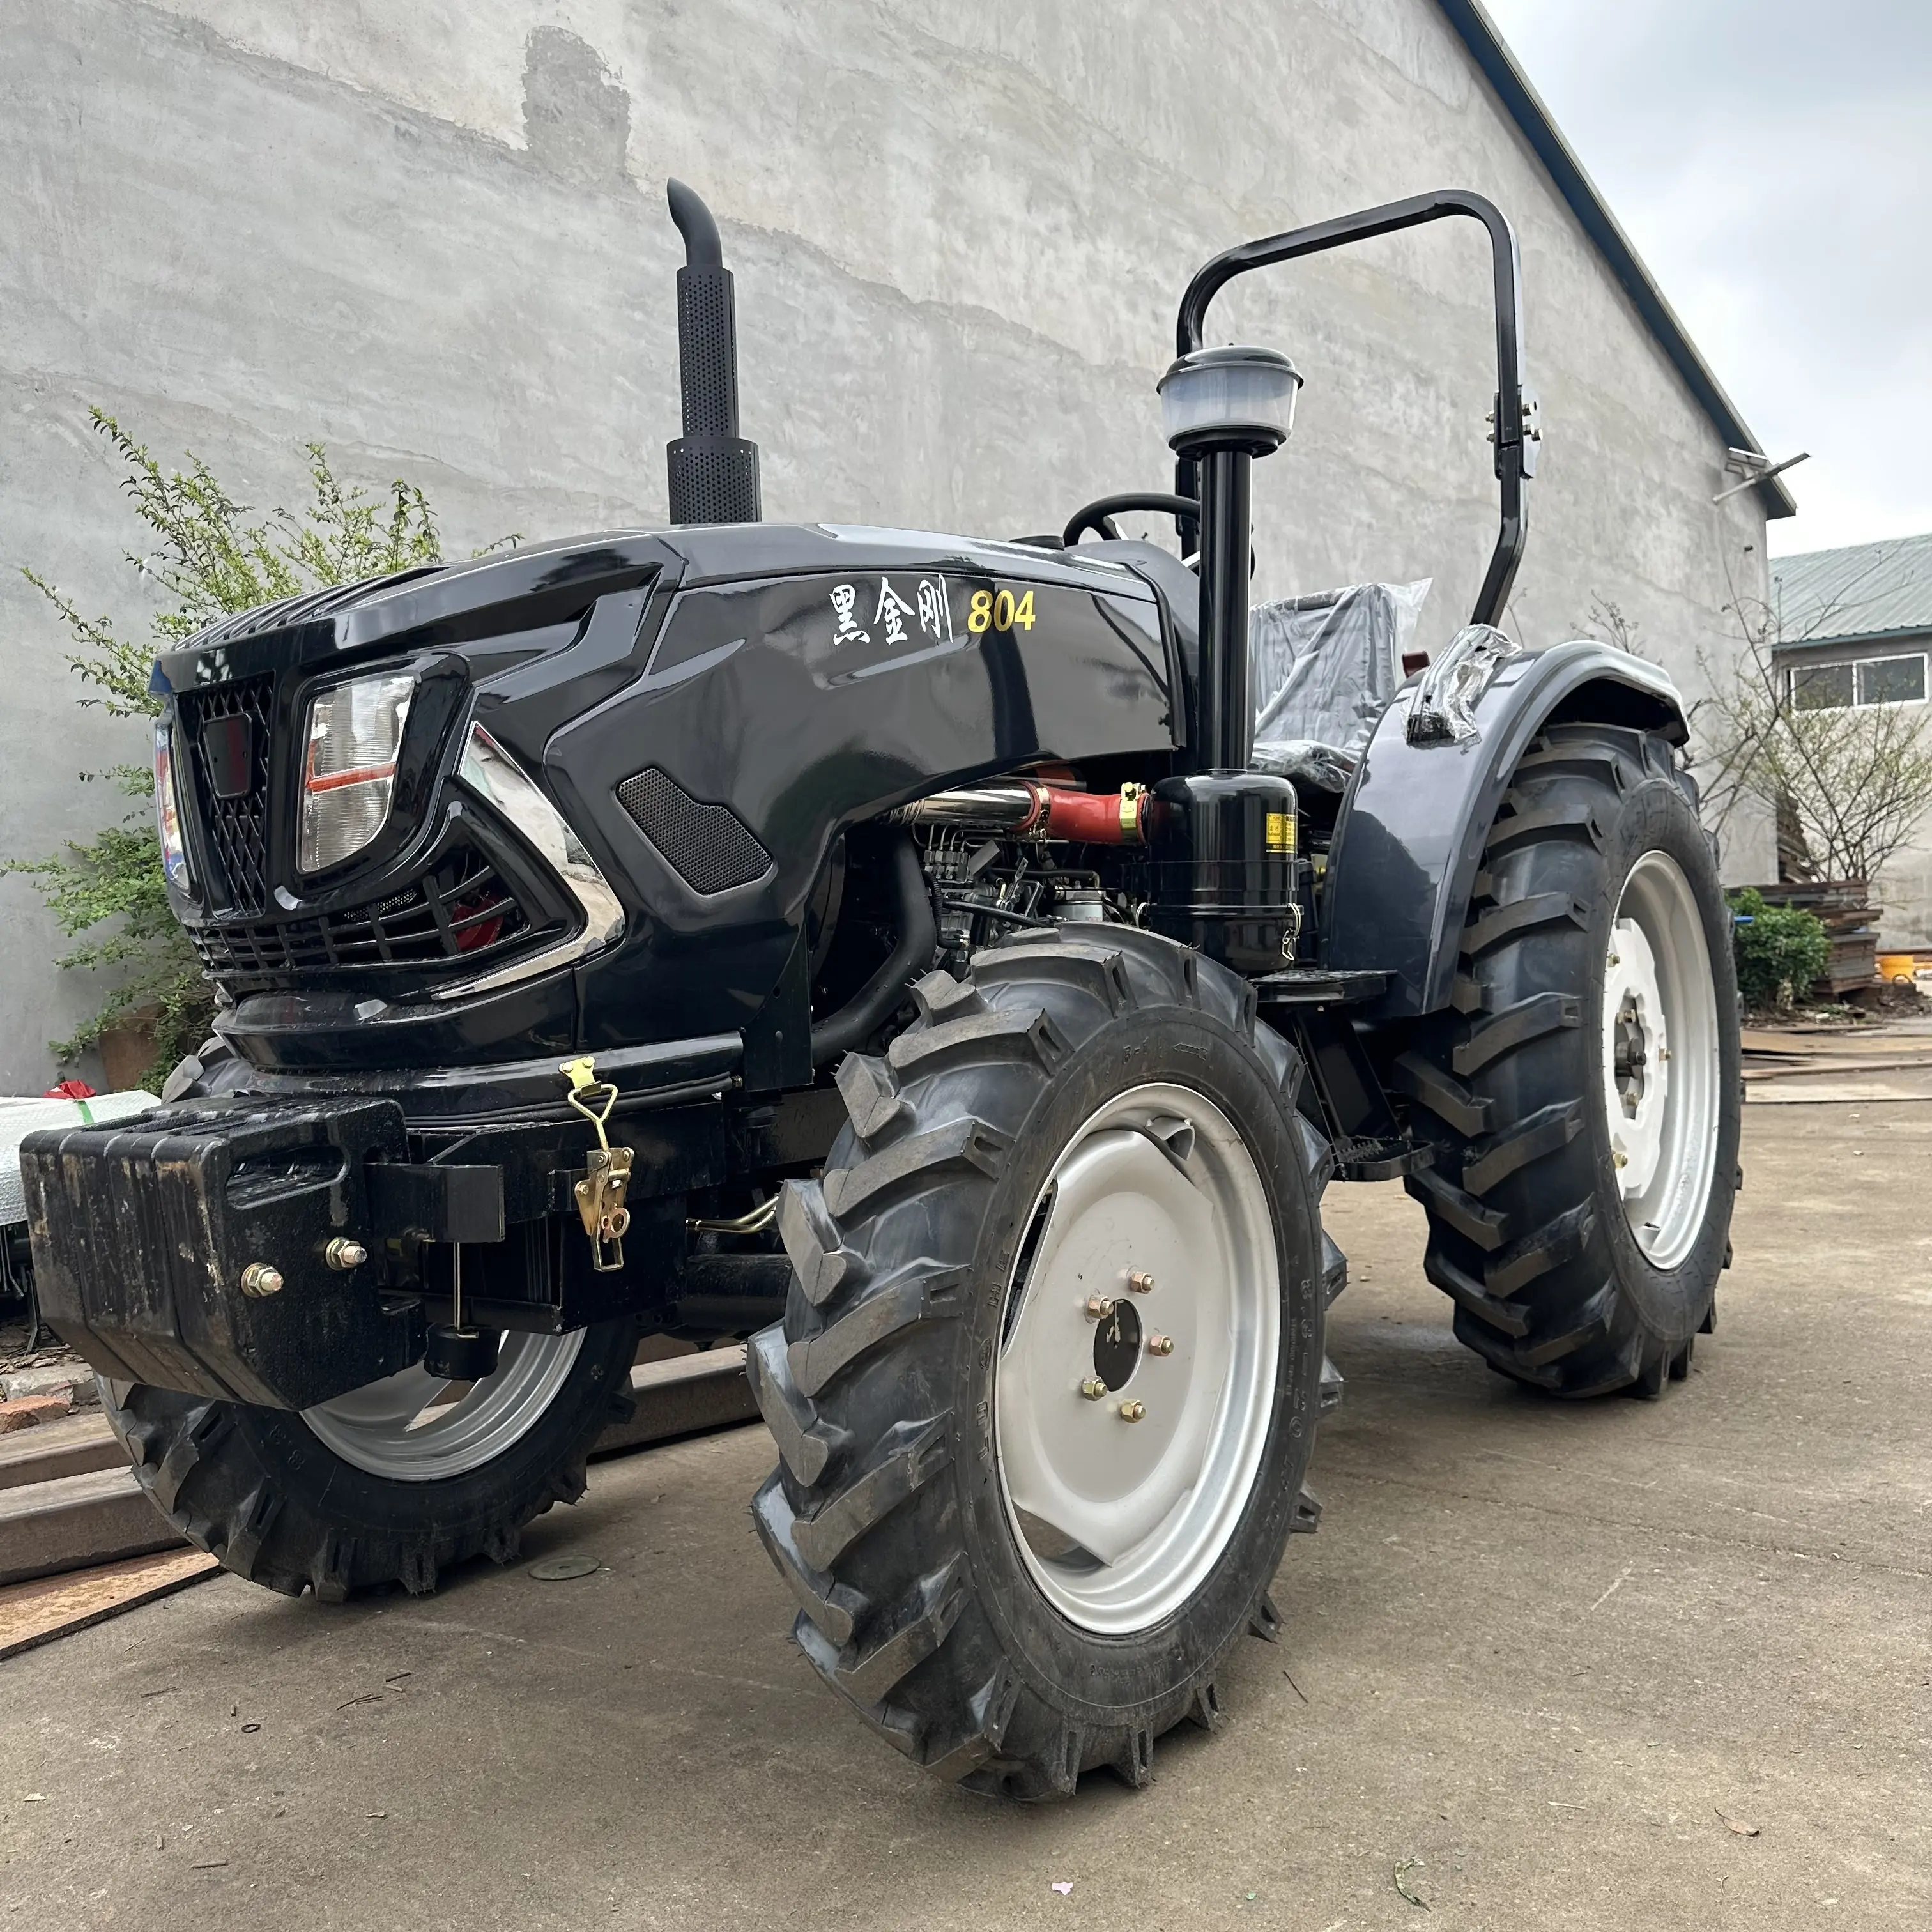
1174, 188, 1535, 630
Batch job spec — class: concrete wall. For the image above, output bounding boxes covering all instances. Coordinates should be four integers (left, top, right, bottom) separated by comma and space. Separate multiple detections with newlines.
1878, 854, 1932, 952
0, 0, 1772, 1090
1875, 687, 1932, 947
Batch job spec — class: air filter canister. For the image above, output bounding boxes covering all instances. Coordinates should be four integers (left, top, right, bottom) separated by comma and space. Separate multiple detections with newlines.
1143, 770, 1300, 971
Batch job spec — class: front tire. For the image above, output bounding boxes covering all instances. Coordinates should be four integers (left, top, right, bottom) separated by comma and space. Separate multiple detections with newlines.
130, 1040, 638, 1593
103, 1318, 639, 1597
748, 928, 1332, 1798
1397, 723, 1740, 1396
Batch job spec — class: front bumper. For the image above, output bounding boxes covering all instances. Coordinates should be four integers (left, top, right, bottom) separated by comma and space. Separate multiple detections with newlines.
20, 1083, 726, 1410
21, 1098, 422, 1410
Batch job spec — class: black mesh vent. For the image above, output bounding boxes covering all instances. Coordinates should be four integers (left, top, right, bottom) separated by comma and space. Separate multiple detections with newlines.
615, 768, 772, 895
178, 675, 274, 914
188, 841, 548, 989
676, 272, 737, 438
666, 437, 760, 525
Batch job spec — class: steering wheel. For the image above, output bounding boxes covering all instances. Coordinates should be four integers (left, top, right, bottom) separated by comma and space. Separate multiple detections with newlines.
1062, 492, 1200, 549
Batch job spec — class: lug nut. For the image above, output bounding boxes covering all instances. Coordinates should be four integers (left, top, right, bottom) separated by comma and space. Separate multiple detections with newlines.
325, 1238, 368, 1271
1126, 1269, 1155, 1294
1080, 1377, 1107, 1402
1118, 1400, 1146, 1422
1613, 1150, 1629, 1169
240, 1262, 284, 1298
1084, 1295, 1116, 1321
1147, 1333, 1174, 1356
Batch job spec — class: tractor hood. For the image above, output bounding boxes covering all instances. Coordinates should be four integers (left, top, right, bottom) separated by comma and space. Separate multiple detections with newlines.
150, 523, 1183, 1082
151, 524, 1158, 694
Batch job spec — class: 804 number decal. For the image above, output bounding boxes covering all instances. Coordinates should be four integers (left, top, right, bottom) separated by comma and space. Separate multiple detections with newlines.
826, 576, 1041, 651
966, 587, 1036, 634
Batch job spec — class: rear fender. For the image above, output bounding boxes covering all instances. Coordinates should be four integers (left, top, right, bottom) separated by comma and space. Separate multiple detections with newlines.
1321, 640, 1687, 1018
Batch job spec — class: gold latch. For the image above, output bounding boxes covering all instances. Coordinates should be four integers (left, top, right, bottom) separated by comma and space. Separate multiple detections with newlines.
561, 1056, 632, 1272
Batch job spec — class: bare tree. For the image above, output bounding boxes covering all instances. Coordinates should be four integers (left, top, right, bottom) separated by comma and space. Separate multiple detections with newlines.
1680, 543, 1932, 882
1583, 594, 1640, 657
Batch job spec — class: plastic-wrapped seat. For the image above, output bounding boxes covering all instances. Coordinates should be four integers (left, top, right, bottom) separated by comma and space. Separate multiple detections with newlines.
1074, 544, 1426, 792
1250, 580, 1429, 790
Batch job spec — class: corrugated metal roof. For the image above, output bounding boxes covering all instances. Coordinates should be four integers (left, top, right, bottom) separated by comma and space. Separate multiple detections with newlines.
1769, 533, 1932, 648
1435, 1, 1798, 519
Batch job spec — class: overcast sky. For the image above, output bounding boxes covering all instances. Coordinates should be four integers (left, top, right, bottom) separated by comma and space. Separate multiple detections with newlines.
1480, 0, 1931, 558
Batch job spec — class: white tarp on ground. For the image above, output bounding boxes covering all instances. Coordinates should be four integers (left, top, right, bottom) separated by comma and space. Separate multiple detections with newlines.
0, 1094, 158, 1228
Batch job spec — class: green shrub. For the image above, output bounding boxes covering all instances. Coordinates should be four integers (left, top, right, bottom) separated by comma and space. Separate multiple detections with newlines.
1728, 888, 1831, 1009
5, 413, 457, 1087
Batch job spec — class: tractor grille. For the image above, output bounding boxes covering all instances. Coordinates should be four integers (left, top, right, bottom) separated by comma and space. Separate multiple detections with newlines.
188, 841, 548, 988
178, 675, 274, 914
615, 767, 772, 895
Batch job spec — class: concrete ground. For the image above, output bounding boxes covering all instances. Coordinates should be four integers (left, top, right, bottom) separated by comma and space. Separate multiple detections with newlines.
2, 1103, 1928, 1929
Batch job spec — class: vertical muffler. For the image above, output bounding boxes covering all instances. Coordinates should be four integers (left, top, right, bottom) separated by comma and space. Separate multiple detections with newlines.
664, 178, 761, 525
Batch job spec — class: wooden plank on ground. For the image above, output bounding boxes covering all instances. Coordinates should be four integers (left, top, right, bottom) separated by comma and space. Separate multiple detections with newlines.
1749, 1075, 1932, 1104
0, 1411, 122, 1492
0, 1466, 183, 1587
0, 1547, 220, 1660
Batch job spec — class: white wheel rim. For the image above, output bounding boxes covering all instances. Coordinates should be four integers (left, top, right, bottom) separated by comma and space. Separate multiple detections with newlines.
993, 1082, 1279, 1635
1600, 851, 1721, 1269
302, 1329, 585, 1482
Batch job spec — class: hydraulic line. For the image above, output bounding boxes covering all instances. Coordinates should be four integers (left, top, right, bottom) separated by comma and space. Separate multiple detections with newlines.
890, 781, 1147, 844
809, 832, 939, 1066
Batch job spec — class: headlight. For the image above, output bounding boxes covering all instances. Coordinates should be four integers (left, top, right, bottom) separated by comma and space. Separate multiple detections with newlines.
154, 720, 193, 889
299, 672, 415, 873
438, 722, 625, 999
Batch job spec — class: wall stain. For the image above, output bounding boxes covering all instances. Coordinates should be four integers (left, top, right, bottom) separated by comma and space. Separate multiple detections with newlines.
523, 27, 630, 188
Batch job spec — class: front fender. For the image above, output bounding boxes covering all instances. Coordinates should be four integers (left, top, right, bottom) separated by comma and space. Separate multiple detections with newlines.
1322, 640, 1687, 1018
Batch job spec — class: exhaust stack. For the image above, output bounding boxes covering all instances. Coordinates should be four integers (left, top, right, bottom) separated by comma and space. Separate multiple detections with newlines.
664, 179, 761, 525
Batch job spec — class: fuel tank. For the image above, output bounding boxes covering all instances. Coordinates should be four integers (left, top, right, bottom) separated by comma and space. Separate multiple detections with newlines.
153, 524, 1183, 1077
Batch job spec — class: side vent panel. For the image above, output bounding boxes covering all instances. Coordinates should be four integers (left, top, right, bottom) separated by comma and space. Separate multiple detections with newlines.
615, 767, 774, 895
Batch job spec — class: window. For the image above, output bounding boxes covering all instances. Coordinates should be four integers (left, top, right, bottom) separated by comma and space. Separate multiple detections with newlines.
1859, 655, 1926, 705
1791, 663, 1853, 710
1787, 652, 1926, 710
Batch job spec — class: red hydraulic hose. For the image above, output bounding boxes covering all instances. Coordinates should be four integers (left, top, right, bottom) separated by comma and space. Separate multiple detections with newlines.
1034, 784, 1146, 844
893, 779, 1148, 843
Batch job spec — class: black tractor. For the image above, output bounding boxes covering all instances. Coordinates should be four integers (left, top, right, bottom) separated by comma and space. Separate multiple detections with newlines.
22, 183, 1738, 1799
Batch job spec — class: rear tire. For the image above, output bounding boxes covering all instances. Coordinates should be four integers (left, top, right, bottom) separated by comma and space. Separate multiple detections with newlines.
1396, 724, 1740, 1396
749, 928, 1333, 1798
